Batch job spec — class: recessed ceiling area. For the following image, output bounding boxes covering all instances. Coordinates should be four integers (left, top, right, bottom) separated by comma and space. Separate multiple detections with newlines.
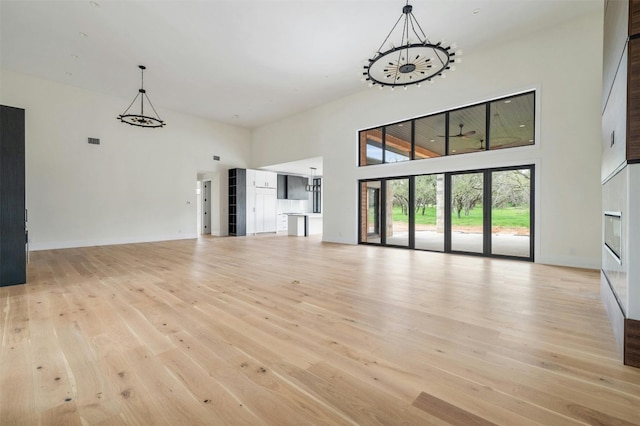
0, 0, 601, 129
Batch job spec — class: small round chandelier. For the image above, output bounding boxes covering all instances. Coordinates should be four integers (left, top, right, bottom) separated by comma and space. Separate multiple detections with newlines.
118, 65, 165, 128
363, 2, 462, 88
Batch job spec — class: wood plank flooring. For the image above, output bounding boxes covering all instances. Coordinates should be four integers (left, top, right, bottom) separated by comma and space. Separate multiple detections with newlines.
1, 235, 640, 425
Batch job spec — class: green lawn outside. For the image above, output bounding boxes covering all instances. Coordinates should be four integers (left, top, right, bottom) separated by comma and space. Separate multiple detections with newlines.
393, 206, 529, 228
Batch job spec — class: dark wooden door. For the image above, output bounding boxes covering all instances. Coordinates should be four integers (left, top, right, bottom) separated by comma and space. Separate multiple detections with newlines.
0, 105, 26, 286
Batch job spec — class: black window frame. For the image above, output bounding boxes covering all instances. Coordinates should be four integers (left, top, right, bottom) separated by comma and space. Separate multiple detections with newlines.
312, 177, 321, 213
358, 91, 536, 166
358, 164, 535, 262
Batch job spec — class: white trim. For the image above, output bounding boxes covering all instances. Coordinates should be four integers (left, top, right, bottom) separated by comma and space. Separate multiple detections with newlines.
535, 254, 600, 270
29, 234, 198, 251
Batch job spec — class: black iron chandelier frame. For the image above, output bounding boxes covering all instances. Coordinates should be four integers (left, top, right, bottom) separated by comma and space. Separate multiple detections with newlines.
118, 65, 165, 128
363, 3, 461, 88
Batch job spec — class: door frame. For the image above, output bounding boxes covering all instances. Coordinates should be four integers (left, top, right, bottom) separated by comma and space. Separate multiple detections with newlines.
201, 179, 212, 235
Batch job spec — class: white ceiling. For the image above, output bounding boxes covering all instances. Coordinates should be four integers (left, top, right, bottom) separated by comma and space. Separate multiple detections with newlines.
1, 0, 601, 131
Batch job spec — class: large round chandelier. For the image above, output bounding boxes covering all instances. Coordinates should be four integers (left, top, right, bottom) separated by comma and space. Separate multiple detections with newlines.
363, 2, 462, 88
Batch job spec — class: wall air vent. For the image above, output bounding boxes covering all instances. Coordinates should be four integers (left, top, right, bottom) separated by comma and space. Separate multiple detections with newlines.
88, 137, 100, 145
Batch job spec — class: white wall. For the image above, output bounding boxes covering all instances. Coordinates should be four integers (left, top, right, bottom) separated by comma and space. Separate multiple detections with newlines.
1, 70, 250, 249
251, 11, 604, 269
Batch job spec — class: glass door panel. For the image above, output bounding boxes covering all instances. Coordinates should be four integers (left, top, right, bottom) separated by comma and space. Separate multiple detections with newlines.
386, 178, 409, 246
491, 169, 531, 258
451, 172, 484, 253
414, 174, 444, 251
360, 181, 381, 243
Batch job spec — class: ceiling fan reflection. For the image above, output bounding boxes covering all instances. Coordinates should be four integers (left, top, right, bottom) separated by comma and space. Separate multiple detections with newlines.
438, 123, 476, 138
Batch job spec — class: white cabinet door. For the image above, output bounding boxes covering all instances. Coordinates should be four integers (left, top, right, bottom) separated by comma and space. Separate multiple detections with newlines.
255, 190, 265, 233
246, 169, 256, 188
255, 170, 266, 187
277, 214, 288, 232
263, 190, 277, 232
254, 187, 277, 233
264, 171, 277, 188
254, 170, 277, 188
246, 185, 256, 235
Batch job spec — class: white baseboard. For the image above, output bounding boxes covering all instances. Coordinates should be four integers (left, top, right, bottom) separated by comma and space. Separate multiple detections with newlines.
535, 254, 601, 270
321, 235, 356, 245
29, 233, 198, 251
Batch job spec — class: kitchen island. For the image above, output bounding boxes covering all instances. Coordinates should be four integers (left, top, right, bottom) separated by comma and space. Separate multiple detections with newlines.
287, 214, 322, 236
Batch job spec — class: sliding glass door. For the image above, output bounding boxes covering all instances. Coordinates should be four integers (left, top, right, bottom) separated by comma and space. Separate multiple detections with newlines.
360, 180, 382, 244
450, 172, 484, 254
359, 165, 534, 261
414, 174, 444, 251
386, 178, 410, 247
491, 168, 532, 258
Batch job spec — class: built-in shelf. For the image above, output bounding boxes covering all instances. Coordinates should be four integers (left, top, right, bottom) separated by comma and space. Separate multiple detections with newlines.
228, 168, 246, 236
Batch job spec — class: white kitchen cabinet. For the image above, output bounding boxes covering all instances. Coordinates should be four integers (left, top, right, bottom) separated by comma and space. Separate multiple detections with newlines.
267, 172, 277, 188
254, 170, 277, 188
255, 187, 277, 233
246, 185, 256, 235
277, 214, 288, 232
246, 169, 256, 188
246, 185, 276, 234
246, 169, 276, 188
230, 168, 278, 235
287, 214, 322, 236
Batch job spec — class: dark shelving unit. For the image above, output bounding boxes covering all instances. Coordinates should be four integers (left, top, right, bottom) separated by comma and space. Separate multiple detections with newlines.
1, 105, 26, 286
228, 168, 246, 236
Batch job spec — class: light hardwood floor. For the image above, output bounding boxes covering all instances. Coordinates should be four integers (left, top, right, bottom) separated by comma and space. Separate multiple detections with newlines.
1, 235, 640, 425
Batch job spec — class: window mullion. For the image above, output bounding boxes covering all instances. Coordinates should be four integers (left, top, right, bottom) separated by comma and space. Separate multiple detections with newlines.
484, 170, 492, 256
409, 176, 415, 248
444, 173, 452, 252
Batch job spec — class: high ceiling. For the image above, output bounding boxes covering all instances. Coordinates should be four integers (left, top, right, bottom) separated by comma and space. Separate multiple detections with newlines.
1, 0, 601, 129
